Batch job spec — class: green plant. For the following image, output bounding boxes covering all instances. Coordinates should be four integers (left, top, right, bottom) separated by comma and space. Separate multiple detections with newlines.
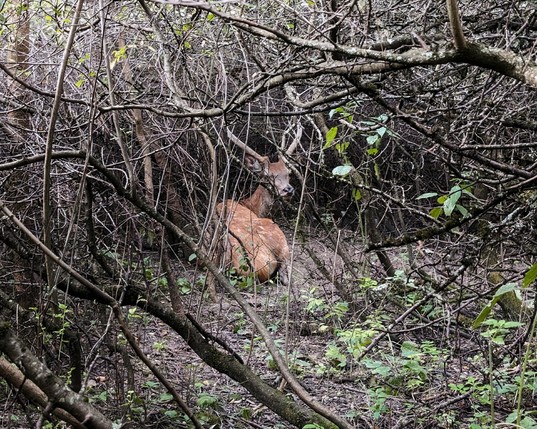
479, 267, 537, 426
142, 380, 159, 390
359, 277, 378, 290
153, 341, 167, 352
177, 277, 191, 295
505, 410, 537, 429
417, 181, 474, 219
196, 392, 219, 409
363, 341, 447, 393
52, 302, 72, 340
449, 376, 491, 406
228, 256, 256, 290
303, 288, 348, 325
240, 407, 253, 420
123, 390, 145, 415
479, 318, 522, 345
337, 327, 376, 359
305, 289, 327, 314
127, 307, 142, 321
367, 387, 389, 420
323, 111, 395, 201
95, 390, 109, 403
324, 343, 347, 369
473, 282, 520, 329
524, 263, 537, 287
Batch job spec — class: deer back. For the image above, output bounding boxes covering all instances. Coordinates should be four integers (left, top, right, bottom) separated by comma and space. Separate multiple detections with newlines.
218, 201, 289, 282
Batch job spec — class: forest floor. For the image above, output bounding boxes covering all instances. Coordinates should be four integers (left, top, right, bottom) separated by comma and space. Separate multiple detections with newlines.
125, 235, 379, 429
86, 229, 525, 429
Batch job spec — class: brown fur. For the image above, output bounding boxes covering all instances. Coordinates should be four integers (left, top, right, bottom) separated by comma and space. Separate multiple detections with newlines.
217, 156, 293, 283
218, 201, 289, 282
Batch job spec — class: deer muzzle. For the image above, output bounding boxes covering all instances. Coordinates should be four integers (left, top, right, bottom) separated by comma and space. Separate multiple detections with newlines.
281, 184, 294, 198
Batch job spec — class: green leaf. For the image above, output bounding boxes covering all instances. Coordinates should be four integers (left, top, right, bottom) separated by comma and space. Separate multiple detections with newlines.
523, 263, 537, 287
503, 321, 523, 329
113, 45, 127, 61
456, 204, 469, 218
366, 134, 379, 145
188, 253, 197, 261
332, 165, 353, 176
363, 359, 391, 376
429, 207, 443, 219
197, 393, 218, 408
400, 341, 421, 358
143, 381, 159, 389
462, 187, 474, 196
519, 416, 537, 429
329, 107, 344, 118
335, 141, 349, 153
323, 126, 338, 149
472, 303, 493, 329
493, 282, 517, 297
78, 53, 90, 64
159, 393, 173, 402
366, 147, 378, 156
443, 185, 462, 216
352, 188, 362, 201
374, 163, 381, 179
416, 192, 438, 200
473, 283, 518, 328
206, 12, 215, 21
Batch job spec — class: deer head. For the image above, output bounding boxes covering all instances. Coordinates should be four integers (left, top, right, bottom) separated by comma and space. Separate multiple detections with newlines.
244, 154, 294, 201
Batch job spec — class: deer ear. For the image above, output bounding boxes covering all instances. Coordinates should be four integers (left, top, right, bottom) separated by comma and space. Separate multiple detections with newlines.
244, 155, 268, 174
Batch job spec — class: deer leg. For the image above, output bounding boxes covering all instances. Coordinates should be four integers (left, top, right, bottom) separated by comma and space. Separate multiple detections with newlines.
278, 260, 290, 286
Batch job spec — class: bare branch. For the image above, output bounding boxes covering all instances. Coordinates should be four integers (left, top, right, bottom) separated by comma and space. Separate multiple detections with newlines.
225, 128, 267, 162
0, 326, 113, 429
446, 0, 467, 50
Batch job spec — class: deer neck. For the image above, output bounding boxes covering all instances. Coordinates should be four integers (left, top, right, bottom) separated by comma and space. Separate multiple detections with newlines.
240, 185, 273, 218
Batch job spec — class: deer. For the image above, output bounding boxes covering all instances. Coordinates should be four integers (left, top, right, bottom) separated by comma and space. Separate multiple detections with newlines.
216, 128, 299, 284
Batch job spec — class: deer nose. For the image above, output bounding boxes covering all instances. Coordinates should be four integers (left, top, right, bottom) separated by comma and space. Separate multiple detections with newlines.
282, 184, 294, 197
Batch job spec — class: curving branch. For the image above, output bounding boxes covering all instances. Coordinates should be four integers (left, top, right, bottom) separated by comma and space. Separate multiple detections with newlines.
0, 323, 113, 429
0, 199, 203, 429
0, 358, 86, 429
146, 0, 537, 91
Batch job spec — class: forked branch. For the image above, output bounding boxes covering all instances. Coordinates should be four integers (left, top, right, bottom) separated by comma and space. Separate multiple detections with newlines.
283, 120, 303, 156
